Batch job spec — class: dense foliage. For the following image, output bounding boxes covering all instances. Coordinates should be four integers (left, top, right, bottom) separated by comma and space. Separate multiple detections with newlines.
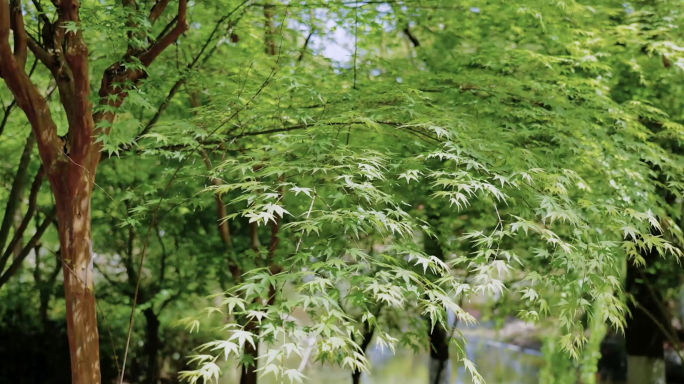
2, 1, 684, 384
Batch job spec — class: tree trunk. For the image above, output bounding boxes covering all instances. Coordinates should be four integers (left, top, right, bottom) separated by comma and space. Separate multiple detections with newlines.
351, 315, 376, 384
144, 308, 161, 384
625, 250, 666, 384
423, 213, 451, 384
53, 167, 101, 384
428, 321, 451, 384
240, 317, 259, 384
352, 370, 362, 384
1, 2, 189, 383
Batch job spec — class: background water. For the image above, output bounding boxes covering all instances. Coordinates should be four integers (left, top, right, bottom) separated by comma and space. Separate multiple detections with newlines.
253, 334, 543, 384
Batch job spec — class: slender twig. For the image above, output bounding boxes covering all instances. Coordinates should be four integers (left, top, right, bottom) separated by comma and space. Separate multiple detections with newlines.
353, 1, 359, 89
295, 189, 317, 253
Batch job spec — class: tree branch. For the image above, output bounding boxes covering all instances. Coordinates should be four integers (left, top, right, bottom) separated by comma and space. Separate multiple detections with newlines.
139, 7, 238, 137
26, 33, 52, 68
0, 207, 55, 290
154, 14, 177, 42
299, 30, 314, 62
139, 0, 187, 66
0, 0, 63, 168
403, 27, 420, 47
148, 0, 171, 25
9, 0, 27, 67
0, 132, 36, 254
0, 166, 44, 273
30, 0, 50, 26
94, 0, 187, 138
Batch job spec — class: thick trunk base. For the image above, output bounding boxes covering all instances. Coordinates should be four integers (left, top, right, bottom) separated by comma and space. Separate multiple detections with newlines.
55, 183, 101, 384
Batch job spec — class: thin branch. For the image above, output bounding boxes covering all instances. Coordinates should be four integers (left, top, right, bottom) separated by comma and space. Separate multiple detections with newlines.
155, 14, 177, 41
0, 99, 16, 137
298, 30, 314, 62
636, 302, 682, 353
638, 270, 682, 349
30, 0, 50, 26
9, 0, 27, 67
139, 0, 187, 67
148, 0, 172, 25
139, 2, 247, 137
0, 132, 36, 255
0, 207, 55, 289
0, 166, 44, 272
403, 27, 420, 47
153, 224, 167, 284
353, 2, 358, 89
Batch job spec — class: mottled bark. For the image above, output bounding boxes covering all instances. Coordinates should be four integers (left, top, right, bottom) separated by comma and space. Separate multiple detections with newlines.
0, 1, 188, 383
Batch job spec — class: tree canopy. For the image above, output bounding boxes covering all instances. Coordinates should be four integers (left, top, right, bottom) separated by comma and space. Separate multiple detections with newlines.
2, 1, 684, 384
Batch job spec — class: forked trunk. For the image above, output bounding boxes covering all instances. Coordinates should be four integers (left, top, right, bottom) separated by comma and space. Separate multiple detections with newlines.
52, 163, 101, 384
